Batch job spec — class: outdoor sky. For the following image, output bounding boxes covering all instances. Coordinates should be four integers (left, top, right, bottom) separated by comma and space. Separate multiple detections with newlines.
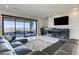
4, 20, 30, 28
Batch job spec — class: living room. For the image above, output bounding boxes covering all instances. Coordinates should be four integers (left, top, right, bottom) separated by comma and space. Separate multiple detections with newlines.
0, 4, 79, 55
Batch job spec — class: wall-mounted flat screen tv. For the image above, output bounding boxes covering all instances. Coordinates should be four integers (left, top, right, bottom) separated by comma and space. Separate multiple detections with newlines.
54, 16, 69, 25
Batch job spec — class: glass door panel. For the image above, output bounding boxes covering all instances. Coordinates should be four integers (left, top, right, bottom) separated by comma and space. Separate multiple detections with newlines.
16, 20, 24, 37
25, 21, 31, 36
30, 21, 37, 36
4, 18, 15, 37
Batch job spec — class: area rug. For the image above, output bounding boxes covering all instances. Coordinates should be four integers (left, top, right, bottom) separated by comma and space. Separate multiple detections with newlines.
25, 37, 58, 51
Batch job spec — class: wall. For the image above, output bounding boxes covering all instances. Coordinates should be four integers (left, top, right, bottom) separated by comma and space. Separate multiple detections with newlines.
69, 9, 79, 39
37, 18, 48, 35
43, 17, 48, 27
48, 8, 79, 39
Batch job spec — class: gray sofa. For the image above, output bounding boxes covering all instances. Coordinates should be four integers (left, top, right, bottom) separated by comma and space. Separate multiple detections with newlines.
0, 35, 79, 55
0, 36, 16, 55
54, 39, 78, 55
29, 39, 79, 55
0, 36, 32, 55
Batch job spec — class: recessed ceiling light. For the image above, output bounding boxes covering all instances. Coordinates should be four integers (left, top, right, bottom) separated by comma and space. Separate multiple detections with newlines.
5, 5, 9, 8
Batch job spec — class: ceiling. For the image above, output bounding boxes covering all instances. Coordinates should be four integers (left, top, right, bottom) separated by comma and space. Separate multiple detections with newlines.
0, 4, 78, 18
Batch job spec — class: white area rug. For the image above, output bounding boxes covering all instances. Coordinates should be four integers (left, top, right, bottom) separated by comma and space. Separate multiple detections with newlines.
25, 36, 58, 51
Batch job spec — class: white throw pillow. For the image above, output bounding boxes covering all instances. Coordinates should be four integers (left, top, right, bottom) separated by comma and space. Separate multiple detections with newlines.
3, 35, 12, 41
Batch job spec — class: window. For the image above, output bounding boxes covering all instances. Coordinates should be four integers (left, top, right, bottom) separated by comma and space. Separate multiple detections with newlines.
16, 20, 24, 37
3, 18, 15, 37
2, 15, 37, 37
30, 21, 37, 36
25, 21, 31, 36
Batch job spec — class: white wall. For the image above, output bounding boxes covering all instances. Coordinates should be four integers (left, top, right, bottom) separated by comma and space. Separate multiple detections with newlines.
48, 8, 79, 39
37, 18, 48, 35
69, 9, 79, 39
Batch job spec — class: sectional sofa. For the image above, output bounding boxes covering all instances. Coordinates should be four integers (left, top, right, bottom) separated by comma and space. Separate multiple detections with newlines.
0, 36, 78, 55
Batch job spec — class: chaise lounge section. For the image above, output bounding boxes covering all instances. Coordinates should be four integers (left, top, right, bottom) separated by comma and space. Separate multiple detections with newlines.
0, 36, 32, 55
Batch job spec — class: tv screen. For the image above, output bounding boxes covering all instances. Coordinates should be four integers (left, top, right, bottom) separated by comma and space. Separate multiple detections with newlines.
54, 16, 69, 25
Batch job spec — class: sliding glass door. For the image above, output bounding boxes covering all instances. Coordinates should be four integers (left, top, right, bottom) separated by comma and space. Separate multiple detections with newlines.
2, 16, 37, 37
25, 21, 31, 36
16, 19, 24, 37
3, 18, 15, 37
30, 21, 37, 36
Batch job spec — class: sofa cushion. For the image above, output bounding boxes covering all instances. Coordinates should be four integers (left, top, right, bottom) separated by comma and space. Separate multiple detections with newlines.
55, 39, 78, 55
42, 40, 65, 55
11, 41, 23, 48
0, 43, 11, 53
0, 36, 16, 55
14, 38, 28, 44
60, 43, 76, 54
0, 51, 16, 55
28, 51, 47, 55
69, 39, 79, 45
0, 42, 17, 55
14, 45, 32, 55
54, 50, 70, 55
0, 36, 7, 43
0, 39, 7, 43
